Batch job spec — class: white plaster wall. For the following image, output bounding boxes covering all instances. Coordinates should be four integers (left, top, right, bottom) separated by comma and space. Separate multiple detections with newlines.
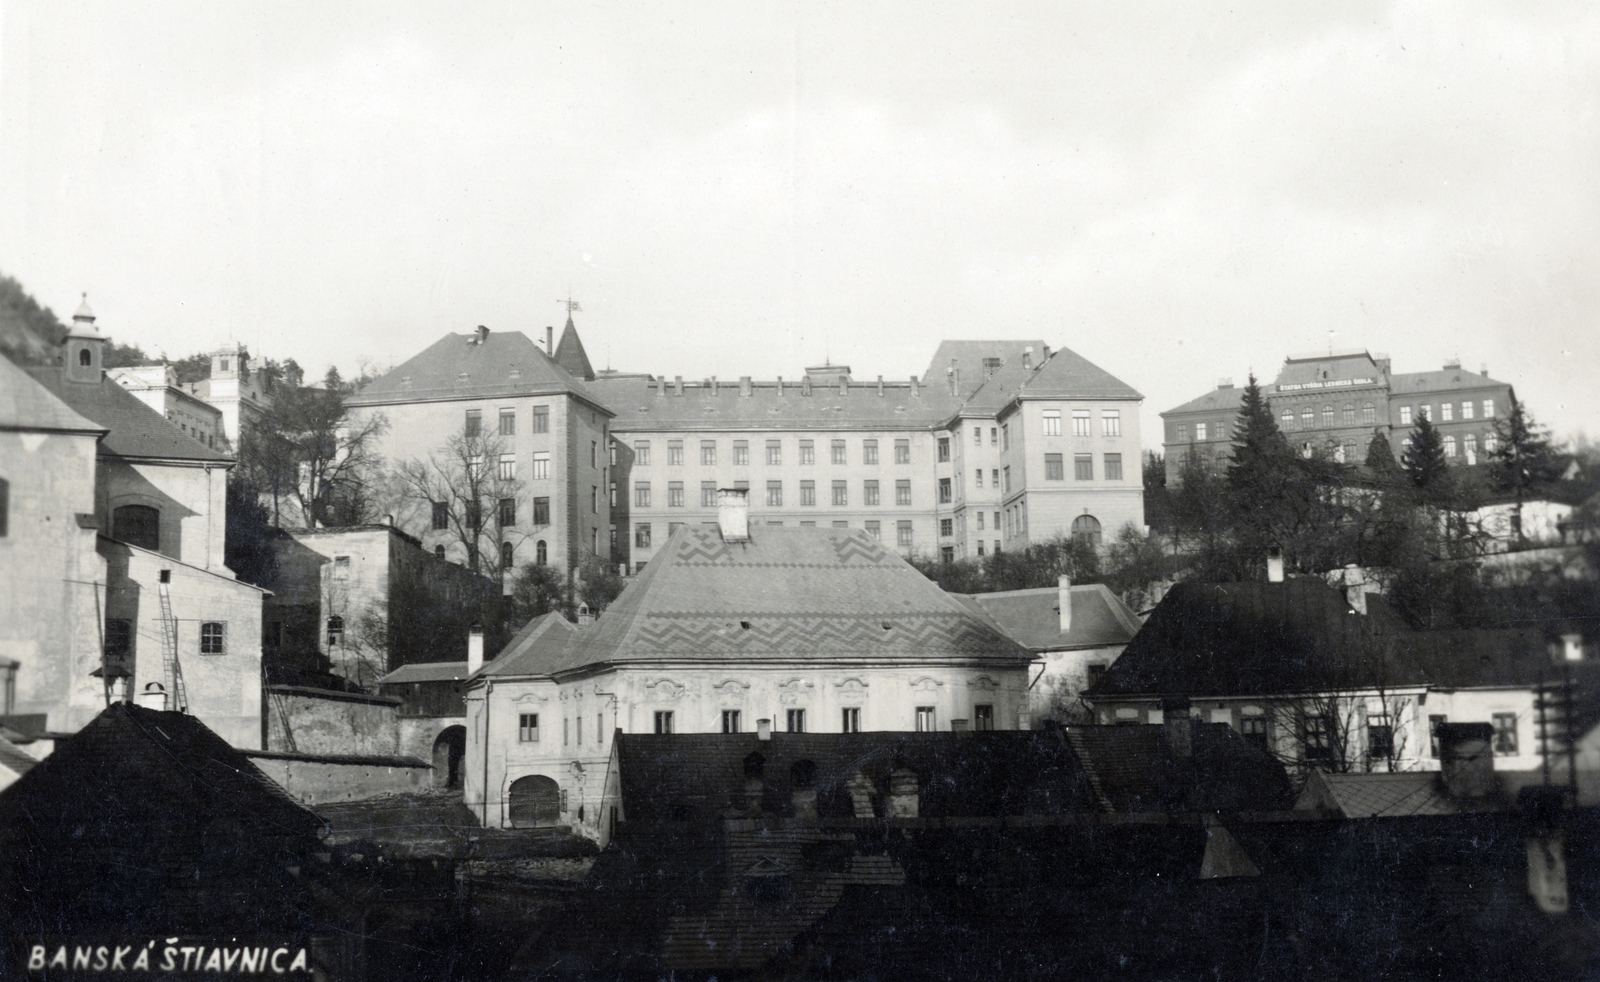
99, 458, 229, 572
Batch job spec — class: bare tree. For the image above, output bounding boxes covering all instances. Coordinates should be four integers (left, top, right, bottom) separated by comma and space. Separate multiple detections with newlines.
395, 430, 528, 582
237, 374, 389, 528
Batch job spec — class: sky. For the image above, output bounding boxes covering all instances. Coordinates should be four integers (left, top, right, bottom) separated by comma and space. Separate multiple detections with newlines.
2, 1, 1596, 441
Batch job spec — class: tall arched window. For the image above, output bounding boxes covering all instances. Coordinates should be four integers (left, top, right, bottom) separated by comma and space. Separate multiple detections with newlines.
1362, 402, 1376, 425
434, 545, 446, 560
1321, 405, 1335, 427
1301, 407, 1313, 428
112, 504, 160, 551
501, 541, 514, 569
1342, 404, 1355, 426
78, 348, 91, 367
535, 540, 547, 566
1070, 515, 1102, 548
1280, 411, 1294, 431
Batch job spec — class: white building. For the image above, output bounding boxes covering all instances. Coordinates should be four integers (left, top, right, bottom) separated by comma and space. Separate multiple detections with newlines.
109, 364, 225, 451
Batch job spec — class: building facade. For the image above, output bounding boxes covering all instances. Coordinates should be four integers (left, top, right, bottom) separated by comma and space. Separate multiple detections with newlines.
110, 364, 226, 450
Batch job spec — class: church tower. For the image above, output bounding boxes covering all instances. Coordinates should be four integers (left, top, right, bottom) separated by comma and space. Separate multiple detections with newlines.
63, 295, 106, 384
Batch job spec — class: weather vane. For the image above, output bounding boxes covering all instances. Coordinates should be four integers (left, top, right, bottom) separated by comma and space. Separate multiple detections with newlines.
558, 295, 582, 316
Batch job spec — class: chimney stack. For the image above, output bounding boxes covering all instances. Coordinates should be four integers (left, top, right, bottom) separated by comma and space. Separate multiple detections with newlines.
717, 487, 750, 543
909, 375, 920, 397
1058, 575, 1073, 634
1160, 697, 1193, 757
467, 622, 485, 675
1439, 723, 1496, 799
1266, 547, 1285, 583
139, 682, 169, 712
951, 718, 971, 736
1343, 564, 1367, 616
674, 376, 684, 396
545, 326, 553, 353
846, 771, 875, 818
756, 718, 772, 741
739, 376, 752, 397
1023, 346, 1033, 370
887, 767, 920, 818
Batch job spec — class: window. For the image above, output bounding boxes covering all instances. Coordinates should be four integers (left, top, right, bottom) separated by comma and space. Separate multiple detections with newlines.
864, 480, 880, 505
610, 481, 617, 508
1484, 431, 1498, 453
531, 452, 549, 480
465, 500, 482, 530
1462, 400, 1474, 420
1177, 423, 1190, 442
938, 478, 951, 503
520, 714, 540, 742
498, 408, 516, 436
696, 482, 715, 508
104, 618, 133, 667
831, 440, 847, 465
1440, 401, 1454, 421
465, 409, 481, 437
654, 711, 674, 735
610, 443, 618, 466
1074, 454, 1093, 480
532, 406, 549, 433
427, 500, 447, 530
635, 523, 652, 548
1362, 402, 1376, 424
896, 521, 913, 548
973, 704, 994, 731
700, 441, 717, 466
1002, 467, 1011, 493
1071, 410, 1091, 437
633, 440, 651, 465
1443, 436, 1456, 458
1001, 424, 1010, 449
522, 496, 544, 528
634, 482, 651, 508
1071, 515, 1102, 548
1492, 713, 1518, 755
894, 439, 911, 464
497, 497, 516, 527
497, 454, 515, 480
976, 512, 984, 531
535, 540, 547, 565
434, 545, 446, 560
668, 482, 685, 507
766, 440, 782, 465
327, 616, 344, 647
1483, 399, 1496, 418
987, 427, 996, 446
199, 622, 225, 655
1195, 422, 1208, 442
1464, 434, 1478, 459
1104, 453, 1123, 481
939, 518, 953, 537
112, 505, 160, 551
1044, 454, 1064, 481
1240, 716, 1267, 751
1340, 404, 1354, 426
842, 707, 861, 733
1301, 407, 1314, 428
667, 440, 684, 466
1303, 715, 1332, 761
983, 356, 1002, 374
1319, 405, 1333, 427
1400, 406, 1412, 425
865, 520, 881, 539
799, 440, 815, 465
467, 455, 484, 481
1102, 411, 1121, 436
1279, 410, 1294, 430
973, 426, 982, 446
940, 546, 955, 563
1042, 410, 1061, 436
854, 437, 877, 466
732, 440, 750, 465
895, 480, 912, 506
590, 441, 598, 468
915, 706, 936, 732
1367, 716, 1394, 759
722, 710, 742, 734
786, 708, 806, 733
800, 480, 816, 506
832, 480, 848, 506
1418, 404, 1431, 421
973, 469, 983, 488
331, 555, 351, 582
766, 481, 783, 507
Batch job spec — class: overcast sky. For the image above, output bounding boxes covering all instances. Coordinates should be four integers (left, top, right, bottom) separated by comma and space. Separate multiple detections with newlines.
2, 1, 1596, 440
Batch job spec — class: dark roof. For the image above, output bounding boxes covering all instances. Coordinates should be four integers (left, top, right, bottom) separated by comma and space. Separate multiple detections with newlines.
0, 703, 322, 838
1013, 345, 1143, 402
0, 354, 103, 433
546, 525, 1034, 675
1390, 368, 1509, 394
920, 339, 1048, 399
24, 366, 231, 462
1163, 384, 1256, 417
587, 374, 966, 432
958, 584, 1142, 651
479, 611, 578, 677
1089, 578, 1582, 699
346, 329, 610, 410
378, 660, 471, 684
1067, 723, 1294, 813
0, 734, 39, 778
553, 316, 595, 380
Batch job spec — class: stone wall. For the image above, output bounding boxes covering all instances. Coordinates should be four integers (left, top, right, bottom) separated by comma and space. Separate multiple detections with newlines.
265, 685, 403, 756
245, 749, 431, 805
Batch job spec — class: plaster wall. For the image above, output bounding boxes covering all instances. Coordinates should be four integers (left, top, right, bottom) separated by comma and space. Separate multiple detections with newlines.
263, 686, 403, 756
998, 398, 1145, 549
247, 753, 430, 806
98, 457, 229, 572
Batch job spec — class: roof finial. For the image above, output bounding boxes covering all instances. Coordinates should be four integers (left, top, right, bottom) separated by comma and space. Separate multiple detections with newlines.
558, 294, 581, 327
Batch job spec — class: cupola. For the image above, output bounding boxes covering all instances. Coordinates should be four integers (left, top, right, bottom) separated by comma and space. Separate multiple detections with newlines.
63, 293, 106, 384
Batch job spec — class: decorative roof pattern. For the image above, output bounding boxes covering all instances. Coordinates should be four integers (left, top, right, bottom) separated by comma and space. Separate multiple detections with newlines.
346, 329, 610, 410
0, 354, 104, 434
25, 365, 231, 462
958, 584, 1143, 651
479, 611, 578, 678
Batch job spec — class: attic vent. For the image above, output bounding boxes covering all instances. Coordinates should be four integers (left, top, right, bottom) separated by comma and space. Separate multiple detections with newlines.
457, 372, 470, 382
881, 621, 892, 631
509, 369, 522, 380
740, 620, 751, 630
401, 376, 412, 386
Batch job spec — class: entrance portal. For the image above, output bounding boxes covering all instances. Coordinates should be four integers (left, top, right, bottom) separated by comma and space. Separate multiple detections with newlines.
508, 775, 561, 828
432, 726, 466, 790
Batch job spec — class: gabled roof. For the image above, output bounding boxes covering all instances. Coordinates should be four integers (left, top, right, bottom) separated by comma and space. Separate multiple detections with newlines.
0, 733, 39, 780
956, 584, 1142, 651
553, 316, 596, 380
480, 611, 579, 677
25, 365, 231, 462
0, 353, 104, 434
920, 340, 1047, 398
378, 661, 471, 684
1294, 769, 1526, 818
1162, 384, 1257, 417
0, 703, 322, 838
544, 525, 1034, 675
1012, 345, 1143, 402
587, 375, 965, 432
1390, 369, 1508, 394
346, 329, 610, 411
1067, 723, 1295, 812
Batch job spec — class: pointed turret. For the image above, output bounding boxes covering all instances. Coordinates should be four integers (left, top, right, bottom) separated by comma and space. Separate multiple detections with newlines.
553, 315, 596, 381
63, 293, 106, 384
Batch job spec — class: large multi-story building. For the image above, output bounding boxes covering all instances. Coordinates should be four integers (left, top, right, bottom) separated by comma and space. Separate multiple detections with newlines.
352, 320, 1146, 578
1161, 350, 1515, 483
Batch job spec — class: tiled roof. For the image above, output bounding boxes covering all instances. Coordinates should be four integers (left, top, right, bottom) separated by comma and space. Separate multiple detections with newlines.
378, 661, 471, 684
346, 329, 610, 410
553, 316, 595, 380
1162, 384, 1255, 417
1014, 346, 1143, 402
479, 611, 578, 677
0, 353, 103, 434
1273, 353, 1383, 387
25, 366, 231, 462
0, 734, 39, 779
957, 584, 1143, 651
1390, 369, 1508, 394
1292, 770, 1529, 818
920, 340, 1048, 398
1067, 723, 1294, 812
588, 374, 966, 432
546, 525, 1034, 674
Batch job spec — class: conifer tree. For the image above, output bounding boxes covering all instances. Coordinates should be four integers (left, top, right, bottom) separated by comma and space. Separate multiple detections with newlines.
1401, 414, 1449, 502
1363, 430, 1405, 486
1489, 393, 1560, 544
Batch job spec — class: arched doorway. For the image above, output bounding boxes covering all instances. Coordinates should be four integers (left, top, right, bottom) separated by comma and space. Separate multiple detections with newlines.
1070, 514, 1102, 549
112, 504, 160, 551
508, 775, 561, 828
432, 726, 466, 790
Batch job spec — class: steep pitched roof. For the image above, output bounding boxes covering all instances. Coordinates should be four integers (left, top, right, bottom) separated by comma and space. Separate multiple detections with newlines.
553, 316, 596, 380
516, 525, 1033, 677
479, 611, 579, 677
1013, 346, 1143, 402
24, 365, 231, 462
920, 340, 1048, 397
378, 661, 471, 684
0, 353, 103, 434
1390, 368, 1509, 395
587, 375, 965, 432
1067, 723, 1294, 812
957, 585, 1143, 651
1293, 769, 1529, 818
346, 329, 609, 411
1162, 384, 1257, 417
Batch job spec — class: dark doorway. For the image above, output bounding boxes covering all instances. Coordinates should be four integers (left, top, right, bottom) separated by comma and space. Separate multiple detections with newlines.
508, 775, 561, 828
432, 726, 466, 790
112, 504, 160, 551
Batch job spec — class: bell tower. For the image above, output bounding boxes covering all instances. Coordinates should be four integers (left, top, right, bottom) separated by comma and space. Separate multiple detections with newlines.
63, 294, 106, 384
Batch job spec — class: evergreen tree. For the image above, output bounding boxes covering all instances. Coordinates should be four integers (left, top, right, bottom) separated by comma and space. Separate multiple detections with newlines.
1363, 430, 1405, 487
1227, 375, 1317, 572
1401, 414, 1449, 502
1489, 393, 1560, 544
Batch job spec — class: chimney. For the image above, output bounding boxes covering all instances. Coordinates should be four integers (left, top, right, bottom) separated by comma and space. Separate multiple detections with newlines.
545, 326, 553, 354
756, 718, 772, 741
710, 376, 718, 395
950, 718, 971, 735
1481, 363, 1489, 378
717, 487, 750, 543
802, 376, 812, 396
1023, 346, 1033, 370
475, 325, 489, 345
739, 376, 752, 397
467, 622, 485, 674
1343, 564, 1367, 616
1160, 697, 1193, 757
909, 375, 920, 397
674, 375, 684, 396
1217, 378, 1234, 390
846, 771, 875, 818
1058, 575, 1073, 634
790, 760, 818, 820
139, 682, 169, 712
1042, 344, 1051, 361
1439, 723, 1496, 799
887, 767, 920, 818
876, 375, 884, 397
1266, 547, 1284, 583
1374, 352, 1391, 375
776, 376, 784, 395
948, 360, 957, 395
